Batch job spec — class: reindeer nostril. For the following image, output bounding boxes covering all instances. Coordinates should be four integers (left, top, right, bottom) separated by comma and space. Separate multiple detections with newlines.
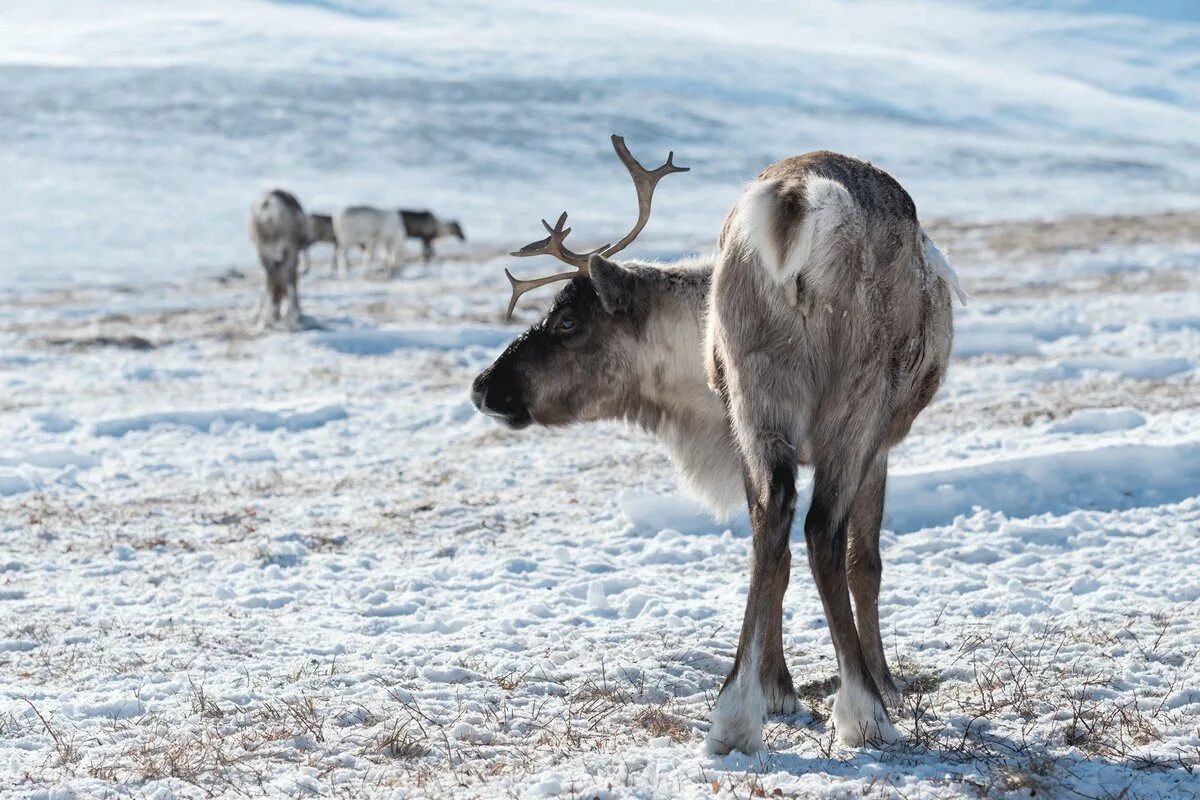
470, 384, 487, 411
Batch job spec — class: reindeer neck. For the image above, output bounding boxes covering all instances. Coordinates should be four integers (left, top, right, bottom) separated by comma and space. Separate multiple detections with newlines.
619, 257, 748, 514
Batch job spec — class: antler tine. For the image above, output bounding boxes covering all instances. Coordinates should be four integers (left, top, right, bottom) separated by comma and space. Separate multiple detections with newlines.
504, 212, 611, 319
508, 212, 609, 269
504, 267, 581, 321
603, 134, 690, 257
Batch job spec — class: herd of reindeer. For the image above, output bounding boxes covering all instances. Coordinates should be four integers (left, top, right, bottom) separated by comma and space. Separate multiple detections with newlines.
247, 188, 464, 329
254, 135, 967, 758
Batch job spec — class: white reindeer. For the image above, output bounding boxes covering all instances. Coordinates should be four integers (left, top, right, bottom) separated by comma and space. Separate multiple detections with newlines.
332, 206, 406, 276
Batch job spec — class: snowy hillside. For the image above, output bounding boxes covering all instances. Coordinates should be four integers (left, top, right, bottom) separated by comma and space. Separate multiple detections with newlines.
2, 0, 1200, 289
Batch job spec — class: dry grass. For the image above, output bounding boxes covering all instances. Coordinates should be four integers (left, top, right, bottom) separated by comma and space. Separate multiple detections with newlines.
6, 608, 1199, 798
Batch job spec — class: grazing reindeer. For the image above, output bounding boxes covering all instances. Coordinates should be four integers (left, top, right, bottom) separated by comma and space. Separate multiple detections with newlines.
248, 189, 306, 330
470, 136, 964, 755
300, 213, 337, 275
400, 210, 465, 262
332, 206, 405, 276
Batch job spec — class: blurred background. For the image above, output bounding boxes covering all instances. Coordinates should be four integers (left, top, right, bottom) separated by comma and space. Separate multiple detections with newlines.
1, 0, 1198, 290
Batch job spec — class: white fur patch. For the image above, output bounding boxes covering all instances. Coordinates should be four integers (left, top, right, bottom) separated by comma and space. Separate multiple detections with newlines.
922, 230, 967, 306
793, 176, 861, 297
735, 180, 789, 285
705, 633, 767, 755
630, 266, 746, 518
663, 424, 746, 518
734, 175, 862, 300
831, 672, 901, 747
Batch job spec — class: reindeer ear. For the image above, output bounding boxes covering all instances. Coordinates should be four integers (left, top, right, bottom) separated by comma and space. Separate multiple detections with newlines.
589, 254, 638, 315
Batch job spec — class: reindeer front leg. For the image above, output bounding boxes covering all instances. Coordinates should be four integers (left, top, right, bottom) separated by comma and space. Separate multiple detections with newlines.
282, 258, 302, 331
254, 292, 272, 332
334, 244, 347, 277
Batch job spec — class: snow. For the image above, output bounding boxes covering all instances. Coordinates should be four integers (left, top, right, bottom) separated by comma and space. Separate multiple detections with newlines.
2, 1, 1200, 798
312, 327, 512, 355
1046, 406, 1147, 434
92, 405, 349, 437
2, 211, 1198, 798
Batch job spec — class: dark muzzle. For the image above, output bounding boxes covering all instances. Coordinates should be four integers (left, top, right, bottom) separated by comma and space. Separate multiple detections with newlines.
470, 365, 532, 429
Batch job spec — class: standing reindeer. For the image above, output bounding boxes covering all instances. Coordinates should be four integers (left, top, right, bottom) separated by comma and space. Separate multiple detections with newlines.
332, 206, 405, 276
248, 189, 306, 330
470, 136, 964, 754
400, 210, 465, 262
332, 207, 467, 276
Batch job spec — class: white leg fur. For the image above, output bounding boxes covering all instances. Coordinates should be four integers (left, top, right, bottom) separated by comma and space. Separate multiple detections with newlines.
764, 680, 800, 715
335, 245, 347, 277
254, 291, 271, 332
706, 633, 767, 755
832, 670, 900, 747
283, 284, 301, 331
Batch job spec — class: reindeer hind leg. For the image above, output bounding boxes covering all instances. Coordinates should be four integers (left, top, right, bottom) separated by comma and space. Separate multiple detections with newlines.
806, 439, 899, 747
705, 348, 801, 754
847, 452, 900, 707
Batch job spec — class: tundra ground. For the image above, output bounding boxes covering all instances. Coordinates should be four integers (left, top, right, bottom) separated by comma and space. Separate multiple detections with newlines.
2, 212, 1199, 799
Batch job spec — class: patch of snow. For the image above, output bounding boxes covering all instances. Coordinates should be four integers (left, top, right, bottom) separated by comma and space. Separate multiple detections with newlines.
1047, 407, 1147, 434
312, 327, 512, 355
93, 405, 348, 437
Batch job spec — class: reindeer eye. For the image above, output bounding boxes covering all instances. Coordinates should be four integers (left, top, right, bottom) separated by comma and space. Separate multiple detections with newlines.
553, 315, 578, 335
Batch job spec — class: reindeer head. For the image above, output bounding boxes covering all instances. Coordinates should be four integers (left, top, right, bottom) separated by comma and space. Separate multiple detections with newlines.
470, 135, 689, 429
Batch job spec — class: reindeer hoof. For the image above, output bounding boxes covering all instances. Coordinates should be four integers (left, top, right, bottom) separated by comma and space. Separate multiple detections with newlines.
832, 681, 901, 747
706, 675, 767, 755
705, 713, 765, 755
765, 685, 800, 716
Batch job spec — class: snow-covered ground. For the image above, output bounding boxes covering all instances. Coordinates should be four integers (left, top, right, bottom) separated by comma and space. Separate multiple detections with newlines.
2, 208, 1199, 798
2, 0, 1200, 290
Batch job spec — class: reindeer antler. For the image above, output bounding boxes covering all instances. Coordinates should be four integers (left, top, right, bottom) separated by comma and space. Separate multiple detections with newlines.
504, 135, 689, 319
603, 135, 689, 257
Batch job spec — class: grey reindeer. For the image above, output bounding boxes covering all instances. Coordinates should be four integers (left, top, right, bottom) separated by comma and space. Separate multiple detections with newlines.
470, 136, 965, 755
400, 210, 465, 262
248, 189, 307, 331
299, 213, 337, 275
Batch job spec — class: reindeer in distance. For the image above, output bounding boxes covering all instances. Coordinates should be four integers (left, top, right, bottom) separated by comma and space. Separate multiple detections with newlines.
332, 207, 465, 276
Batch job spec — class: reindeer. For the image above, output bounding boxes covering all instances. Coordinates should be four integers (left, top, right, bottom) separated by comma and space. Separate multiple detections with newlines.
248, 189, 306, 330
299, 213, 337, 275
331, 207, 466, 276
332, 206, 406, 276
399, 210, 465, 262
470, 136, 964, 755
